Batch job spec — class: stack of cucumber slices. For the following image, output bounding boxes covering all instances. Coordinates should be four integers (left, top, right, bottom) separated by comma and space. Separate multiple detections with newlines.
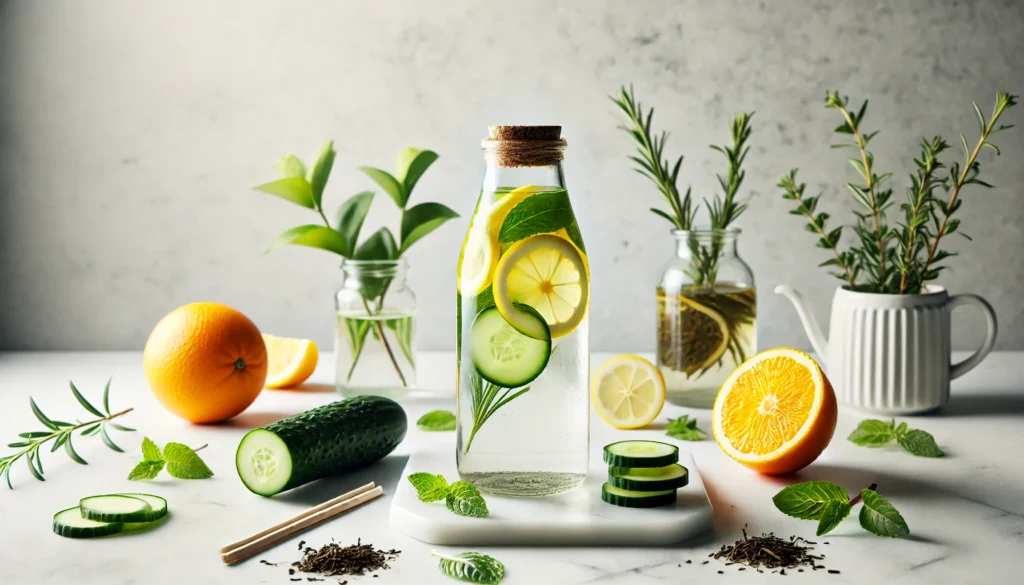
53, 493, 168, 538
602, 441, 688, 508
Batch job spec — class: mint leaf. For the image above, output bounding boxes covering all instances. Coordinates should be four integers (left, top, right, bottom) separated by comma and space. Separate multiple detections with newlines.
897, 429, 944, 457
497, 190, 574, 243
847, 419, 895, 447
141, 437, 164, 462
858, 489, 910, 537
772, 481, 849, 519
665, 415, 707, 441
163, 443, 214, 479
446, 481, 489, 518
408, 472, 450, 502
417, 410, 456, 432
894, 421, 909, 438
815, 501, 852, 536
432, 551, 505, 584
128, 460, 165, 481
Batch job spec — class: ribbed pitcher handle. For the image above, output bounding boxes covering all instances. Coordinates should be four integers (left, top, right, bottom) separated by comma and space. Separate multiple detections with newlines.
947, 294, 998, 380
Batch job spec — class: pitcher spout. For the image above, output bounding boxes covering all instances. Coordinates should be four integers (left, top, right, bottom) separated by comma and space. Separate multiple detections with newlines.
774, 285, 829, 363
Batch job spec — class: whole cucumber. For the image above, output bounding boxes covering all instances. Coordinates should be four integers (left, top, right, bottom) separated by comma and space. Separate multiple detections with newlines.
236, 396, 407, 496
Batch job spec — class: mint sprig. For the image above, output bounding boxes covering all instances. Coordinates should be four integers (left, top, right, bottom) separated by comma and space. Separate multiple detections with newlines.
408, 473, 489, 519
665, 415, 707, 441
127, 437, 213, 481
848, 419, 943, 457
773, 481, 910, 538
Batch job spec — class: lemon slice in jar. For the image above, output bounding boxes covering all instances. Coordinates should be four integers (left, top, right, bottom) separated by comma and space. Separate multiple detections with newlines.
493, 234, 589, 339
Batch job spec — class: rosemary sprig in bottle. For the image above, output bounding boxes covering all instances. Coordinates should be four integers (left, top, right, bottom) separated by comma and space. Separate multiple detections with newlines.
0, 379, 134, 489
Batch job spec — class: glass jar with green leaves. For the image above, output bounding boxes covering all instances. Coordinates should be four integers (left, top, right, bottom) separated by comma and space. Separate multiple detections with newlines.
254, 141, 459, 397
612, 86, 758, 408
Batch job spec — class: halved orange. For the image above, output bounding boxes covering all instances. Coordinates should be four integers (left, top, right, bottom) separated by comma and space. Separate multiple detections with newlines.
712, 347, 837, 475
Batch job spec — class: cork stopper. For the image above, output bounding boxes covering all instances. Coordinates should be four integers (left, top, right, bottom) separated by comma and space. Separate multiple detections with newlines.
482, 125, 566, 167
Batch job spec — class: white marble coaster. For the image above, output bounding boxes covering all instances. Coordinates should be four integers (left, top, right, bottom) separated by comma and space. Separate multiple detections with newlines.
389, 446, 713, 546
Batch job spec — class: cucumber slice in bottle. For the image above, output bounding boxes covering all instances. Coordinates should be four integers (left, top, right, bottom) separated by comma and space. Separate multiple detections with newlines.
79, 494, 154, 523
603, 441, 679, 468
601, 483, 677, 508
609, 463, 689, 491
53, 506, 124, 539
116, 493, 169, 521
470, 305, 551, 388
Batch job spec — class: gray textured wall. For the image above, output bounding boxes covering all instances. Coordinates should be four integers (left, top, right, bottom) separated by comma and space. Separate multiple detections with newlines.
1, 0, 1022, 352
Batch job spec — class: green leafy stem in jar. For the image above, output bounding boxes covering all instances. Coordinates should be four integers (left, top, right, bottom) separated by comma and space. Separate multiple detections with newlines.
254, 142, 459, 386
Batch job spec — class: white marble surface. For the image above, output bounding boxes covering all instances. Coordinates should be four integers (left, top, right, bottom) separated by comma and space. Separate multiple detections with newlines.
1, 351, 1023, 584
389, 449, 712, 546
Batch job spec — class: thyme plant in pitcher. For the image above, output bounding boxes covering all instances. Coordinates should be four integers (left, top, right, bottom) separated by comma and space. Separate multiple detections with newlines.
255, 141, 459, 397
612, 85, 757, 408
775, 91, 1015, 414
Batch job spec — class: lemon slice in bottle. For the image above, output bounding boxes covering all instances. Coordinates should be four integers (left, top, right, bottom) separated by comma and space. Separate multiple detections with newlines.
493, 233, 589, 339
458, 185, 546, 295
677, 295, 730, 375
592, 355, 666, 429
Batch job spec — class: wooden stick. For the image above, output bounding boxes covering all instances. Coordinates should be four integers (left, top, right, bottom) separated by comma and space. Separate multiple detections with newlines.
220, 485, 384, 565
219, 482, 376, 556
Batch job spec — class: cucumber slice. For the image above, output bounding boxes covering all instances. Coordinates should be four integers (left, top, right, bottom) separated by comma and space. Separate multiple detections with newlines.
470, 305, 551, 388
601, 483, 677, 508
116, 493, 169, 521
603, 441, 679, 468
609, 464, 689, 491
53, 507, 124, 539
80, 495, 154, 523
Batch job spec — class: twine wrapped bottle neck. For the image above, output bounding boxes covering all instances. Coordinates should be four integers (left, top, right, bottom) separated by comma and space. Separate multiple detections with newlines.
481, 125, 566, 167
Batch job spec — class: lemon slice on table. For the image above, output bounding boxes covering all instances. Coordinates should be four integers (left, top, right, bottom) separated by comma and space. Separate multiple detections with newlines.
262, 334, 319, 389
493, 233, 589, 339
592, 355, 666, 429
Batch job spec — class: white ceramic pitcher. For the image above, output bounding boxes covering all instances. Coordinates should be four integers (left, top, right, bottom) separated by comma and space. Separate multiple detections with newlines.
775, 285, 997, 414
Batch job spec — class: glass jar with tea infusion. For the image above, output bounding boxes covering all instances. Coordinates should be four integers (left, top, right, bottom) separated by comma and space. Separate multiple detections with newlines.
657, 228, 756, 408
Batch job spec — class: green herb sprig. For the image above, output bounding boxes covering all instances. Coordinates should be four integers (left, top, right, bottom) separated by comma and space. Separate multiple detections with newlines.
848, 419, 943, 457
127, 437, 214, 480
464, 373, 529, 453
611, 85, 696, 231
408, 473, 489, 519
255, 142, 459, 386
417, 410, 456, 432
0, 379, 134, 489
665, 415, 707, 441
774, 481, 909, 538
781, 91, 1017, 294
431, 551, 505, 584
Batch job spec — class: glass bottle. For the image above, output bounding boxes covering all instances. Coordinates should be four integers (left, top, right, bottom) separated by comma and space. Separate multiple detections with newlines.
335, 259, 416, 398
657, 229, 756, 408
456, 126, 590, 497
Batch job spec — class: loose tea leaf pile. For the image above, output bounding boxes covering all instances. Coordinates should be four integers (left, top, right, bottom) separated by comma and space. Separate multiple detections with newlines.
294, 540, 400, 577
714, 529, 826, 572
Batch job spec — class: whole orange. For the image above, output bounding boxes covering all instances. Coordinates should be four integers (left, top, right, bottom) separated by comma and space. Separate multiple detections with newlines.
143, 302, 268, 423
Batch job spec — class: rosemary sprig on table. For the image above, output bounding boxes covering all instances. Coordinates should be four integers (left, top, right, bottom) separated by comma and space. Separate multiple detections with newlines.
781, 91, 1017, 294
0, 379, 134, 489
610, 85, 696, 230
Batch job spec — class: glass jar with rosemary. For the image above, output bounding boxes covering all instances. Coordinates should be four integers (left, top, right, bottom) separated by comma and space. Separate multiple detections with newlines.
658, 229, 755, 407
612, 85, 758, 407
